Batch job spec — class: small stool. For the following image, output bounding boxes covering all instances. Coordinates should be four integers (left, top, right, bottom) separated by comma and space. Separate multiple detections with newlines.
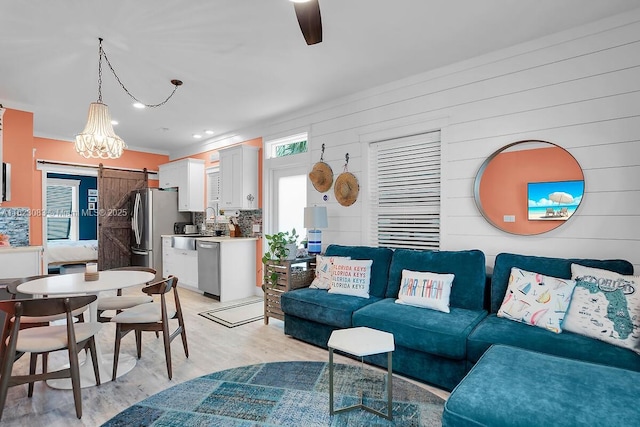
328, 327, 395, 420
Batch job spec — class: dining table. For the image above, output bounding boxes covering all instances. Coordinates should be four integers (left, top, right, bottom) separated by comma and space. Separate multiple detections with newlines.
17, 269, 156, 389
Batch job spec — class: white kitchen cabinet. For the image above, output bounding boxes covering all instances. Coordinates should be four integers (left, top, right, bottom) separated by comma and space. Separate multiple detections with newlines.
0, 246, 43, 279
219, 145, 259, 211
158, 158, 205, 211
162, 237, 198, 288
158, 161, 179, 189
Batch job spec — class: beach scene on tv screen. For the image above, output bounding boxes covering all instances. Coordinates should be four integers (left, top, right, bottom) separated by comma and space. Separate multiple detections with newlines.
527, 180, 584, 220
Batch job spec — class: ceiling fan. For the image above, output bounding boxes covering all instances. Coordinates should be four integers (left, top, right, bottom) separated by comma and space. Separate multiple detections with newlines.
291, 0, 322, 45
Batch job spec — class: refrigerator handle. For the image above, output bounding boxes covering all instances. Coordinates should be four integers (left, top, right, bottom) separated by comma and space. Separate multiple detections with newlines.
131, 193, 137, 231
131, 248, 148, 256
132, 192, 141, 245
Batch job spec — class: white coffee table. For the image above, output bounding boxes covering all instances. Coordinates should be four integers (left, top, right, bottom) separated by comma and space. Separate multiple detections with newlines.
327, 326, 395, 420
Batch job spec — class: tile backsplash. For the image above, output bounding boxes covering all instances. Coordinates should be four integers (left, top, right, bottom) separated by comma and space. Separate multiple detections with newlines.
194, 209, 262, 238
237, 209, 262, 238
0, 207, 30, 246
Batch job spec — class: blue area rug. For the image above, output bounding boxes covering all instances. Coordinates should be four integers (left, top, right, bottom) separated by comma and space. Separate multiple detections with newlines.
102, 361, 444, 426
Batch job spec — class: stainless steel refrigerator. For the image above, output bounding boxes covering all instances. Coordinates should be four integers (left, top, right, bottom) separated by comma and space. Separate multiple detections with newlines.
130, 188, 191, 272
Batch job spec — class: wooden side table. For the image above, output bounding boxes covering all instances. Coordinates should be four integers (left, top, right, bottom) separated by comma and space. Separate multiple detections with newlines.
263, 256, 315, 324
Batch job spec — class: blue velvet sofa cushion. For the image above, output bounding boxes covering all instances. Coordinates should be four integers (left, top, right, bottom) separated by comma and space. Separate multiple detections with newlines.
324, 244, 394, 299
353, 299, 487, 359
490, 252, 634, 313
280, 288, 381, 328
443, 345, 640, 427
467, 314, 640, 372
385, 249, 486, 311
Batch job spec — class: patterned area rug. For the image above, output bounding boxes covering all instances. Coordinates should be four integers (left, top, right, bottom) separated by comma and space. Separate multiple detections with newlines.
102, 361, 444, 426
198, 297, 263, 328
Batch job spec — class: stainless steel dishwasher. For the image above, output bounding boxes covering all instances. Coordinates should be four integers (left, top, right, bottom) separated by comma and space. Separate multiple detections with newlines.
197, 240, 220, 299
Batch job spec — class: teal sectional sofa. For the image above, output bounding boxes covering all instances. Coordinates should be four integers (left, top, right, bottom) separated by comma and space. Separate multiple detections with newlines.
466, 252, 639, 372
443, 344, 640, 427
282, 247, 640, 423
281, 244, 488, 390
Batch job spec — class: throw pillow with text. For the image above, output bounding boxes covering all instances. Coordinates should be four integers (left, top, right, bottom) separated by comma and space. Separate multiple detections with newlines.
328, 259, 373, 298
395, 269, 454, 313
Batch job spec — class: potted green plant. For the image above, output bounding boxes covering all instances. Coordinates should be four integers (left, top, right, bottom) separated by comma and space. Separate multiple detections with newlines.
262, 228, 298, 287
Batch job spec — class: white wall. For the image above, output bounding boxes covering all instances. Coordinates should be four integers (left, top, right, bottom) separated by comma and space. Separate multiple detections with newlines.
197, 9, 640, 272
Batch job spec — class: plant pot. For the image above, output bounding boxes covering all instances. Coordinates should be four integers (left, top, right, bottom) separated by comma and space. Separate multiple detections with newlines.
285, 243, 298, 260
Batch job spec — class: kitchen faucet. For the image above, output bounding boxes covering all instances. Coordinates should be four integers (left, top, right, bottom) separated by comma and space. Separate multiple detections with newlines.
203, 206, 218, 234
205, 206, 218, 221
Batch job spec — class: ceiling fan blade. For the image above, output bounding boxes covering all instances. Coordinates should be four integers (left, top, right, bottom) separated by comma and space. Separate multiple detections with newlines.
293, 0, 322, 45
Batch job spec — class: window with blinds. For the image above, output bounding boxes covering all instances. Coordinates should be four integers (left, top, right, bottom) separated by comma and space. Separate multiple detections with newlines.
369, 131, 441, 250
207, 168, 220, 211
46, 178, 80, 240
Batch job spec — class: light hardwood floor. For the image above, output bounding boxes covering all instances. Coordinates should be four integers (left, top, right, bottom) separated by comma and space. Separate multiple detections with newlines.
1, 287, 449, 426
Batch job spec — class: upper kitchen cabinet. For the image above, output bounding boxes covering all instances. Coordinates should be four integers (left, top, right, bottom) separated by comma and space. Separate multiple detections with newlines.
158, 158, 205, 211
219, 145, 259, 211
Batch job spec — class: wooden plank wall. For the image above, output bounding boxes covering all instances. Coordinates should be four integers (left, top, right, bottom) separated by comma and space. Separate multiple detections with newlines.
196, 9, 640, 272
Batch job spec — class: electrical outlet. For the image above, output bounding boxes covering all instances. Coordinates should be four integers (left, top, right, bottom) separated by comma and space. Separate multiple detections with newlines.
503, 215, 516, 223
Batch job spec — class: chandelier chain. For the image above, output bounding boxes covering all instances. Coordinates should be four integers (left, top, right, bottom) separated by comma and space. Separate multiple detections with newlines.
98, 39, 181, 108
97, 38, 103, 103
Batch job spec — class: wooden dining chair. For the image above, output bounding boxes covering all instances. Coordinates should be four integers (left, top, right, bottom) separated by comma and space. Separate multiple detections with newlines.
3, 276, 87, 377
5, 276, 51, 329
110, 276, 188, 380
0, 295, 102, 420
97, 266, 157, 323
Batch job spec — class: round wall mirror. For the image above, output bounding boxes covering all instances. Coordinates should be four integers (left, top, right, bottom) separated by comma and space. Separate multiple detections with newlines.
474, 140, 585, 235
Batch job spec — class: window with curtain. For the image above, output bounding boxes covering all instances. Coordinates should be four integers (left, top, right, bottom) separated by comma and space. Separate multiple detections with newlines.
46, 178, 80, 240
369, 131, 441, 250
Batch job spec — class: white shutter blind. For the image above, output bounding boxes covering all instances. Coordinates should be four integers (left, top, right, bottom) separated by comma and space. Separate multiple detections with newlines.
369, 131, 441, 250
46, 185, 73, 239
207, 170, 220, 209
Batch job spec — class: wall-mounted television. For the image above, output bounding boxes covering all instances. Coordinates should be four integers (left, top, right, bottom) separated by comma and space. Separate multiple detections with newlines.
2, 162, 10, 202
527, 180, 584, 221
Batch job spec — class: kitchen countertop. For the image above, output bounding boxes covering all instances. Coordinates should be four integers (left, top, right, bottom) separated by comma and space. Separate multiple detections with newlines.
197, 236, 258, 242
161, 234, 258, 242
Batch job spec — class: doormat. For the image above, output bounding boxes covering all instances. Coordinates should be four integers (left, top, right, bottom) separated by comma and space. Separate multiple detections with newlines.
199, 297, 263, 328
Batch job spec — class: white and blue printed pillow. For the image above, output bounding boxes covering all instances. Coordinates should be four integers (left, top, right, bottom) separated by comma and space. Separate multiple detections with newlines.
309, 255, 351, 289
395, 270, 454, 313
497, 267, 577, 333
563, 264, 640, 354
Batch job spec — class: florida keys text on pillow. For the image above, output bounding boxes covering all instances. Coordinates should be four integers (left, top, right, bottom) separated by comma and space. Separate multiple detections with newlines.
328, 259, 373, 298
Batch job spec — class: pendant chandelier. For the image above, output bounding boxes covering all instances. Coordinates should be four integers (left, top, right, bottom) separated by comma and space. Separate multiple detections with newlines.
75, 38, 182, 159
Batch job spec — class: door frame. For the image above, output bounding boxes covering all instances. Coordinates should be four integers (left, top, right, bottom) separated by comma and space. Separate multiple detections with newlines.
37, 163, 98, 267
262, 150, 310, 241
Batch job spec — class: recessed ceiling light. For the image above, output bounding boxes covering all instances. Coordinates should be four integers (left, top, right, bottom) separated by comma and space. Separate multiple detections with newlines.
193, 134, 202, 139
205, 130, 214, 135
111, 120, 119, 125
133, 102, 145, 109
